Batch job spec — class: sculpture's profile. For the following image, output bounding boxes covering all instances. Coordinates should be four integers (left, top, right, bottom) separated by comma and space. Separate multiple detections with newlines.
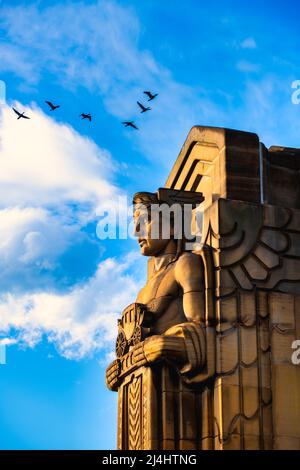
106, 126, 300, 450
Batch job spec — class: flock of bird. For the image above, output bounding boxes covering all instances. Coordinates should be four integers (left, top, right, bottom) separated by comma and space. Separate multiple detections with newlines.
123, 90, 158, 130
12, 90, 158, 131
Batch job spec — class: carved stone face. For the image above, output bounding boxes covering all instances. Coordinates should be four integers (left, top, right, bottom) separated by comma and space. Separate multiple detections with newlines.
133, 207, 171, 257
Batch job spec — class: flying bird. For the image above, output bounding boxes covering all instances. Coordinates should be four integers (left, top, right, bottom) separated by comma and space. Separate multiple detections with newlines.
137, 101, 151, 113
12, 108, 30, 120
122, 121, 138, 130
80, 113, 92, 122
143, 91, 158, 101
45, 100, 60, 111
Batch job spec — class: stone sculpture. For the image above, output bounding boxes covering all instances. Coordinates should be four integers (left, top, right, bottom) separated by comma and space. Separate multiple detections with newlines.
106, 126, 300, 450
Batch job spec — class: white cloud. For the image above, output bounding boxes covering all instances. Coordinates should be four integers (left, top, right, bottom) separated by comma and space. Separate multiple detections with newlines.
0, 2, 148, 89
0, 80, 6, 104
0, 102, 127, 294
0, 252, 144, 359
241, 38, 257, 49
0, 206, 71, 268
0, 337, 17, 346
233, 76, 300, 148
236, 60, 259, 73
0, 103, 118, 209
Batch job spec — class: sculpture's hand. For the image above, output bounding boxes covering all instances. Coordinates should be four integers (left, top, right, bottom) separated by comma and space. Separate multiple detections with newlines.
132, 335, 187, 368
105, 359, 120, 391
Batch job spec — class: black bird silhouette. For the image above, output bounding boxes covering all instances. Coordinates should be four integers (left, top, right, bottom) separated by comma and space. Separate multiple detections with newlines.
137, 101, 151, 113
12, 108, 30, 120
45, 100, 60, 111
80, 113, 92, 122
122, 121, 138, 130
143, 91, 158, 101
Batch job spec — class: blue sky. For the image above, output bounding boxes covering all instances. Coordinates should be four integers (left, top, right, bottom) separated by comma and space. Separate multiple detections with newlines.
0, 0, 300, 449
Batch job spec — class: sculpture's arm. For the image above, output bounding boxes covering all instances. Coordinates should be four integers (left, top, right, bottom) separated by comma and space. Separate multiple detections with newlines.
106, 359, 120, 391
174, 252, 206, 323
133, 334, 187, 367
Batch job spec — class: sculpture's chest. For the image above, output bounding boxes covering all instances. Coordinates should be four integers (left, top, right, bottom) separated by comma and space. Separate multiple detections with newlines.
136, 263, 179, 306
